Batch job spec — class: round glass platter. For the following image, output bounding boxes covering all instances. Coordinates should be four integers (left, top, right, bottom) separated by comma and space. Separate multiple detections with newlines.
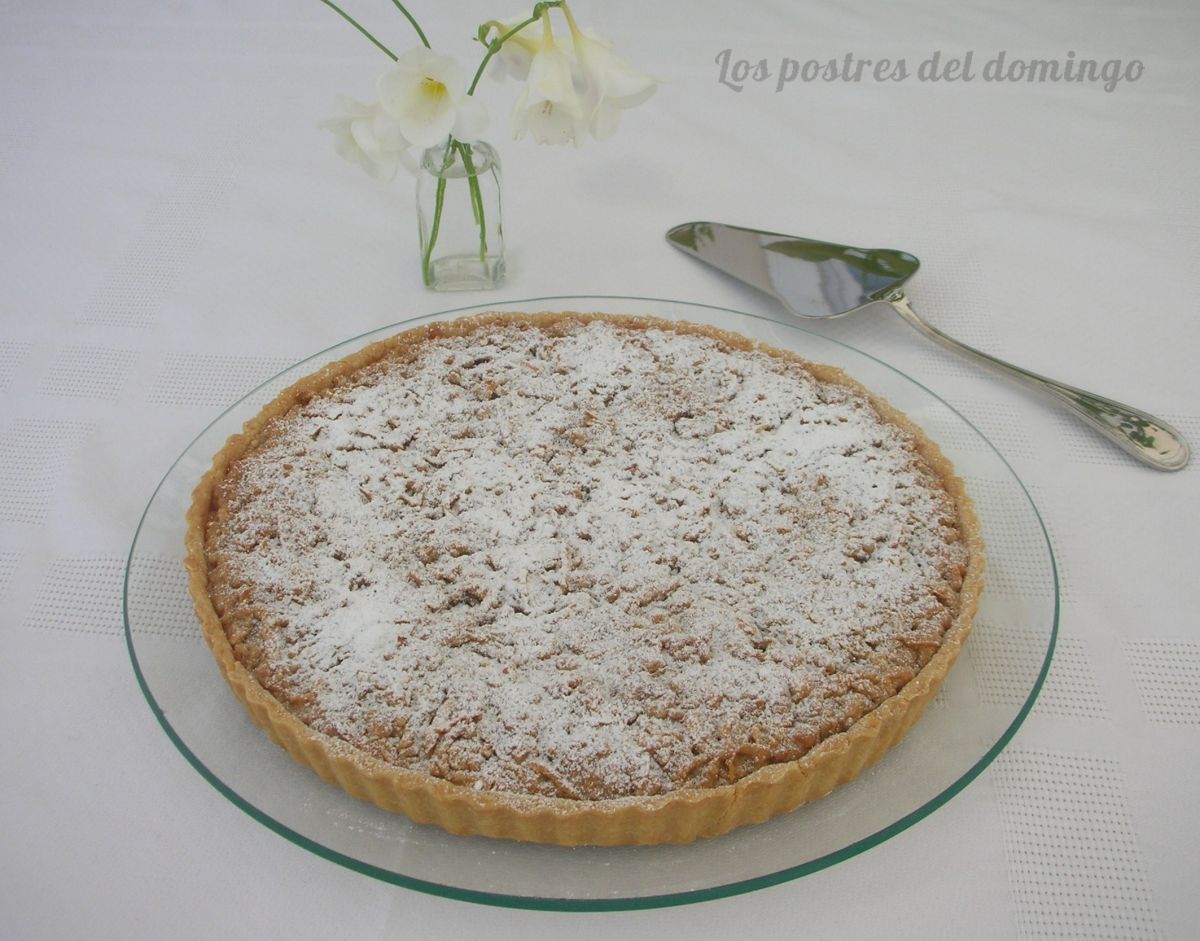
124, 294, 1057, 911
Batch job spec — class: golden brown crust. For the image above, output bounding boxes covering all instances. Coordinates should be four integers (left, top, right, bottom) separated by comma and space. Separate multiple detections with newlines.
185, 311, 984, 845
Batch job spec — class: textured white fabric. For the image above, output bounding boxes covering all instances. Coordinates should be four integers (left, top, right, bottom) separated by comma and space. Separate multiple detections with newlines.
2, 1, 1197, 937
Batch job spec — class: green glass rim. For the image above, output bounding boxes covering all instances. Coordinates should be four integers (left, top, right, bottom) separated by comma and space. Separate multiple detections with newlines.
123, 293, 1059, 912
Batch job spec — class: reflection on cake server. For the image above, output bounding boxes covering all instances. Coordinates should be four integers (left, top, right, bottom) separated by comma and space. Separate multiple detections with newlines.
666, 221, 1189, 472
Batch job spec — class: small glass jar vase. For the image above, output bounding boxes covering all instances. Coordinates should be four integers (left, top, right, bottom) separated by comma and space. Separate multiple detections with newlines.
415, 139, 505, 291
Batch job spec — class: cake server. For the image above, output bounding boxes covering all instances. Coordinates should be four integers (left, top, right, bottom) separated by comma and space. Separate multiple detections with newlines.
666, 221, 1189, 471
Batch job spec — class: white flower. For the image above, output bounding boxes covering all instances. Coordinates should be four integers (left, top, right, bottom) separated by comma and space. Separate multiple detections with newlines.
378, 47, 488, 149
565, 20, 657, 140
484, 16, 542, 83
502, 9, 657, 145
510, 15, 586, 146
319, 95, 417, 182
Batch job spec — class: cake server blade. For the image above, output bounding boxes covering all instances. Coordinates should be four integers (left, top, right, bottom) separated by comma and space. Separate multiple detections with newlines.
665, 221, 1189, 471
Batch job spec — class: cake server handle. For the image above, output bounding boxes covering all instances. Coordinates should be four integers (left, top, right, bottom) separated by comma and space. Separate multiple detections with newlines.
885, 290, 1190, 472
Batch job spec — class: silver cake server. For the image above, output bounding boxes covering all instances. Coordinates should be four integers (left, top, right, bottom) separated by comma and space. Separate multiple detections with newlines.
667, 221, 1189, 471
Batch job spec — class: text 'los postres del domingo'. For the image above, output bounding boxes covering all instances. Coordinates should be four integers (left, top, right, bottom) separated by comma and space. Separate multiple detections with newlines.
715, 49, 1145, 94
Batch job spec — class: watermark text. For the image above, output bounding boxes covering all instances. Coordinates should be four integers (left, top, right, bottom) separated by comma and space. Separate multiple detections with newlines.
715, 49, 1145, 93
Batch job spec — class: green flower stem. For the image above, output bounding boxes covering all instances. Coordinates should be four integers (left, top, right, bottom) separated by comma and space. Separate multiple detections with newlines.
319, 0, 431, 58
455, 141, 488, 261
317, 0, 398, 60
421, 143, 459, 285
421, 172, 448, 286
388, 0, 430, 48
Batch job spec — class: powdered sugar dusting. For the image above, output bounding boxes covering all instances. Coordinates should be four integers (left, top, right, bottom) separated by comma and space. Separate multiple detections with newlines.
207, 318, 967, 800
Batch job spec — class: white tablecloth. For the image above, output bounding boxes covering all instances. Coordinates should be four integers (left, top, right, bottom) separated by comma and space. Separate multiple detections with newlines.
3, 1, 1197, 937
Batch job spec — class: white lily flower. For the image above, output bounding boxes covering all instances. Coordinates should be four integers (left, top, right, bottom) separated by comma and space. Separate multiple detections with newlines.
565, 18, 657, 140
319, 95, 417, 182
378, 47, 489, 148
510, 14, 586, 146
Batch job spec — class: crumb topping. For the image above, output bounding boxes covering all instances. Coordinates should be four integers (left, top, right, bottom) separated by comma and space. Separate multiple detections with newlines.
205, 317, 967, 800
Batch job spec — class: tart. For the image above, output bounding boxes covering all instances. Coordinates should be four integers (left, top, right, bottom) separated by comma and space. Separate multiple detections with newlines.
185, 312, 983, 845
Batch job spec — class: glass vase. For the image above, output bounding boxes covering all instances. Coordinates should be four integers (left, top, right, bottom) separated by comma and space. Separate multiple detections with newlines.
416, 139, 505, 291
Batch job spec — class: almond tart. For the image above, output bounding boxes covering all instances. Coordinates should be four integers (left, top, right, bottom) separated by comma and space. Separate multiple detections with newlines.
185, 312, 983, 846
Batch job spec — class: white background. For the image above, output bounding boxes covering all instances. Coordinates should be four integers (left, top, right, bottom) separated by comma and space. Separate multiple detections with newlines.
2, 0, 1197, 937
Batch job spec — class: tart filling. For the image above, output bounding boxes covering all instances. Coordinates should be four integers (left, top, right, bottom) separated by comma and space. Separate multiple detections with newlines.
187, 312, 983, 844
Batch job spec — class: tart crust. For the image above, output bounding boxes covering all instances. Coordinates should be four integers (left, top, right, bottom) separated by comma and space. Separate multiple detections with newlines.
185, 311, 984, 845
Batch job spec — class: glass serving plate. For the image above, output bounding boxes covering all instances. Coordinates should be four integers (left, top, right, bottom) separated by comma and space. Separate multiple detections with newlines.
124, 295, 1057, 911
